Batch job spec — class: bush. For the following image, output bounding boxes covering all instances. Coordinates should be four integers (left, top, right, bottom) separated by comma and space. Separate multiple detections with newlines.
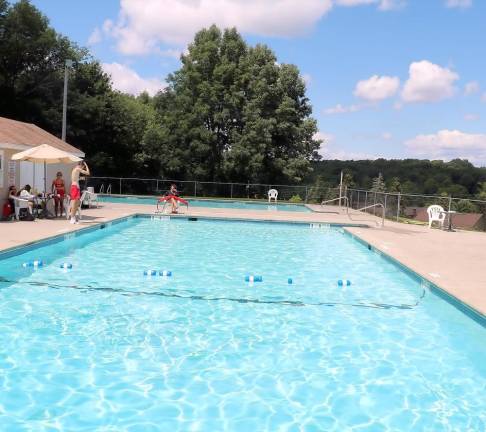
289, 194, 303, 203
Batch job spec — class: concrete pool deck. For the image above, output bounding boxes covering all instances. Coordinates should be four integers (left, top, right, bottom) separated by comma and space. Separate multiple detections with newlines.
1, 201, 485, 318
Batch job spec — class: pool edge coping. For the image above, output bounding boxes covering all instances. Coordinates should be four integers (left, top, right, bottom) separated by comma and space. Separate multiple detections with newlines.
343, 227, 486, 327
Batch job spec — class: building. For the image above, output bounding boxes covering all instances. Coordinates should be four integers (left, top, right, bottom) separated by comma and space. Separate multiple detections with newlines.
0, 116, 84, 207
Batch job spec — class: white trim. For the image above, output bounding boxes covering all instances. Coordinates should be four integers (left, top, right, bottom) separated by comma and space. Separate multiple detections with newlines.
0, 142, 85, 157
0, 142, 30, 151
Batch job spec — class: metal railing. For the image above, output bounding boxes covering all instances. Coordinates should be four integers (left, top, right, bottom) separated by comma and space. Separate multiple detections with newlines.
87, 176, 318, 203
320, 196, 349, 213
345, 188, 486, 230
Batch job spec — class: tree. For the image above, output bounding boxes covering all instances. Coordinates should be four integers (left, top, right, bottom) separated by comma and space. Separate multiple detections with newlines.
371, 173, 386, 193
0, 0, 86, 126
151, 26, 320, 183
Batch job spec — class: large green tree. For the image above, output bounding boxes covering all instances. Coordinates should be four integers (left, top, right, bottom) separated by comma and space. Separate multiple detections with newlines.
149, 26, 320, 183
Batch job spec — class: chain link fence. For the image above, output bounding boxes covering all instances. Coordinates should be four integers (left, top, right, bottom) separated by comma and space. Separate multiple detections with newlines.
85, 176, 486, 230
87, 177, 314, 202
345, 188, 486, 230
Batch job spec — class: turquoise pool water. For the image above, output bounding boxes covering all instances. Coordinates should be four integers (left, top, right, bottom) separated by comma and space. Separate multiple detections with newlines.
100, 195, 311, 212
0, 217, 485, 431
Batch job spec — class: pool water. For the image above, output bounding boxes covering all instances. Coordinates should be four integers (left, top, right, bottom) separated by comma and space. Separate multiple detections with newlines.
100, 195, 311, 212
0, 218, 484, 431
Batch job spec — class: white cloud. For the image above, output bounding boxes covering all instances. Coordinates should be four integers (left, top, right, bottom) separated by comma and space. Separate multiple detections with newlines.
324, 103, 362, 115
405, 129, 486, 164
322, 150, 379, 160
302, 74, 312, 86
315, 131, 380, 160
401, 60, 459, 103
378, 0, 406, 10
335, 0, 405, 9
464, 114, 479, 121
464, 81, 480, 95
87, 27, 102, 45
482, 92, 486, 102
101, 0, 333, 55
382, 132, 393, 140
445, 0, 472, 8
102, 63, 165, 96
354, 75, 400, 101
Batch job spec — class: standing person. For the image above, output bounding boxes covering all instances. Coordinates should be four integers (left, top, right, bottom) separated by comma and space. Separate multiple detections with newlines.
51, 171, 66, 217
69, 161, 90, 224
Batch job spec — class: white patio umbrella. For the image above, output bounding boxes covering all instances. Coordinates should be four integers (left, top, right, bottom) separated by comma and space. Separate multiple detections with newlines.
12, 143, 82, 195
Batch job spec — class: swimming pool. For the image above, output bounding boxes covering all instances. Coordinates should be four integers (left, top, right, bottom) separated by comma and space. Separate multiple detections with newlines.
100, 195, 312, 212
0, 217, 484, 430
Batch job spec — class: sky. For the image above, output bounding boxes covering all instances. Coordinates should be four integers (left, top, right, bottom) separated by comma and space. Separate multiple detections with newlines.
28, 0, 486, 166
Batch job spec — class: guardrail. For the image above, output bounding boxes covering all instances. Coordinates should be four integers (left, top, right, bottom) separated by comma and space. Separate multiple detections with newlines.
87, 176, 327, 203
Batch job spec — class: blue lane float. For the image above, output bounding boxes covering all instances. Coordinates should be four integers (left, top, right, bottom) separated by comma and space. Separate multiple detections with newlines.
144, 270, 172, 277
60, 263, 73, 269
245, 275, 263, 283
22, 260, 43, 268
338, 279, 351, 286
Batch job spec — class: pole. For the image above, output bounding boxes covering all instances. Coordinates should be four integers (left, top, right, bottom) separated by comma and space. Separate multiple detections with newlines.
396, 192, 401, 222
194, 181, 197, 197
339, 171, 343, 208
230, 183, 233, 199
119, 178, 122, 195
61, 60, 73, 141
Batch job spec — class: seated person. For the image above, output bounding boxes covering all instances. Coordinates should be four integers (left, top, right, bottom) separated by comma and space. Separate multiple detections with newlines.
19, 184, 35, 214
8, 185, 17, 208
51, 171, 66, 217
2, 185, 17, 219
165, 183, 179, 214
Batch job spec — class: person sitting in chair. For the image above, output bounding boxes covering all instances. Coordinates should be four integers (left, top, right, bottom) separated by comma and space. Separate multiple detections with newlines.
19, 184, 35, 214
166, 183, 179, 214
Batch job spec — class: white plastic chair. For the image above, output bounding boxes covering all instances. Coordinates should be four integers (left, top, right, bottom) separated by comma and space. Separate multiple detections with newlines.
12, 196, 32, 220
427, 205, 446, 229
65, 190, 88, 221
85, 187, 99, 208
268, 189, 278, 203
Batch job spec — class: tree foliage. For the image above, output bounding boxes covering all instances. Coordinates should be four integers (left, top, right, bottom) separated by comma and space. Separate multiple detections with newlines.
309, 159, 486, 199
146, 26, 320, 183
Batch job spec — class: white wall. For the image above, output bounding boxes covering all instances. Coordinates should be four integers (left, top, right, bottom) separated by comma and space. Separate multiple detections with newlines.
19, 161, 75, 193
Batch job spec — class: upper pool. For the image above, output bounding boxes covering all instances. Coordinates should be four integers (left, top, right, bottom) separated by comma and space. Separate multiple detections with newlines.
99, 195, 312, 212
0, 217, 484, 430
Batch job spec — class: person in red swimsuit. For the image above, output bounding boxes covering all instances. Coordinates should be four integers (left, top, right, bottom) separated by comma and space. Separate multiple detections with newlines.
69, 161, 90, 224
51, 171, 66, 217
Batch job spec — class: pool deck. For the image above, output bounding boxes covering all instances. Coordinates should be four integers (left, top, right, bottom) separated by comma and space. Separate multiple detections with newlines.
1, 201, 485, 318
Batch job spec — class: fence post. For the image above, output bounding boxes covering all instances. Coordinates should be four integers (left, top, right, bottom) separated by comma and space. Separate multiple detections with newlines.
448, 195, 452, 213
384, 193, 387, 219
304, 186, 308, 203
365, 191, 368, 210
119, 178, 122, 195
194, 181, 197, 197
230, 183, 233, 199
396, 193, 401, 222
156, 179, 159, 193
357, 190, 359, 210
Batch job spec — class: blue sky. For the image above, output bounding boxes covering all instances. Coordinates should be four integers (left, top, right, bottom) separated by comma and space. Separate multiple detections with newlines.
29, 0, 486, 165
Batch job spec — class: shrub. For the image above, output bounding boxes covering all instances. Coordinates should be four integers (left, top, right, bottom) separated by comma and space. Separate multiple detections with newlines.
289, 194, 303, 203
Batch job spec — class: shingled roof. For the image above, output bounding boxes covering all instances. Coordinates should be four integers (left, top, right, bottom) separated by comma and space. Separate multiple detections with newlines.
0, 116, 84, 157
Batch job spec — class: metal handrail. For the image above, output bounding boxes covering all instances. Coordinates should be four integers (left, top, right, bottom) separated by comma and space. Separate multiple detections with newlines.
353, 203, 385, 227
320, 196, 349, 212
106, 184, 112, 194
